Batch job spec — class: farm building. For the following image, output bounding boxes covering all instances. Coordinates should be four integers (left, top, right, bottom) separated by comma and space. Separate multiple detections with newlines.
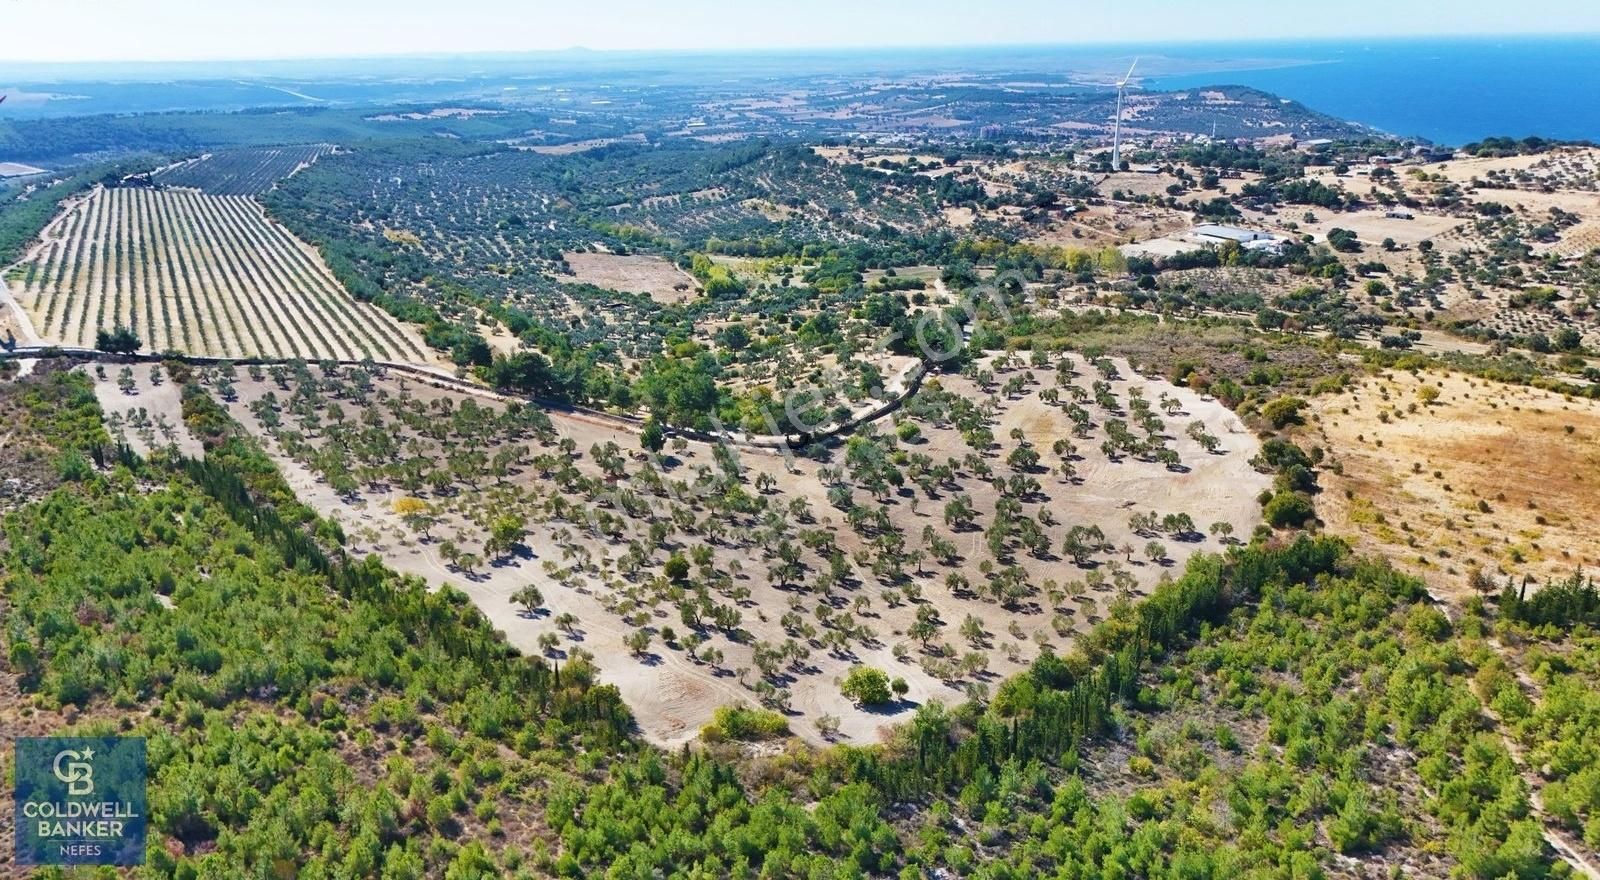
1191, 224, 1276, 244
1120, 223, 1285, 258
1186, 224, 1285, 254
1242, 237, 1287, 254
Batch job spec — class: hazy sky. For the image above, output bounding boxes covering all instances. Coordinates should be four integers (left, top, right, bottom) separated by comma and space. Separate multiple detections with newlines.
9, 0, 1600, 63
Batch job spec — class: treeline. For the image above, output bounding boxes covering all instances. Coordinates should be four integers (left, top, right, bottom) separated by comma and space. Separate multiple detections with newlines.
826, 537, 1346, 799
687, 252, 746, 298
1, 378, 639, 875
1461, 136, 1586, 158
1498, 573, 1600, 628
0, 106, 551, 165
948, 238, 1126, 278
552, 533, 1510, 879
1240, 177, 1350, 209
1125, 243, 1286, 276
1126, 237, 1354, 293
1171, 143, 1305, 179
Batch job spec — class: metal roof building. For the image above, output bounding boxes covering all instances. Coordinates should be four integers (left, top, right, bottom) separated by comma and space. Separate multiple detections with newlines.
1192, 224, 1276, 244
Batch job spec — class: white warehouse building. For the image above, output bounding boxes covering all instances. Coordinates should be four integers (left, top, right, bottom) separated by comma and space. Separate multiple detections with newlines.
1191, 224, 1276, 244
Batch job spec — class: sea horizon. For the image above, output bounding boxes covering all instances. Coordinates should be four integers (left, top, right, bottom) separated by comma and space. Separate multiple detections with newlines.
3, 34, 1597, 146
1143, 34, 1600, 145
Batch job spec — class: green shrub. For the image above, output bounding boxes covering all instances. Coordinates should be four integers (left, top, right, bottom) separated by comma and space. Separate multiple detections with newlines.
700, 705, 791, 742
1261, 396, 1307, 429
1264, 491, 1316, 528
841, 666, 893, 706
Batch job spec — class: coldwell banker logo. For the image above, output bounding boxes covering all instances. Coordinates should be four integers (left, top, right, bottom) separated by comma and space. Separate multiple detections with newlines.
54, 747, 95, 796
14, 737, 147, 866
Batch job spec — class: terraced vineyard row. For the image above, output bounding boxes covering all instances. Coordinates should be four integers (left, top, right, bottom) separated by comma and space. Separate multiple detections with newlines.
154, 144, 334, 196
11, 185, 433, 362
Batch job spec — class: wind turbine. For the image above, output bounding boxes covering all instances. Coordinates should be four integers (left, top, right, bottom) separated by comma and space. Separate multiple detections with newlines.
1110, 58, 1139, 171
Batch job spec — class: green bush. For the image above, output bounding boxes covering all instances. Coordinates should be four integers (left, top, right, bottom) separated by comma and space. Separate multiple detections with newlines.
1264, 491, 1316, 528
1261, 396, 1307, 429
700, 705, 790, 742
841, 666, 893, 705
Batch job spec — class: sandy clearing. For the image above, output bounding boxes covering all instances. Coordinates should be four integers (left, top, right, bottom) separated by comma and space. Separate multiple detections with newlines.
1462, 187, 1600, 216
85, 362, 204, 458
0, 268, 43, 347
0, 162, 48, 177
1277, 208, 1465, 250
1429, 148, 1600, 187
522, 134, 648, 156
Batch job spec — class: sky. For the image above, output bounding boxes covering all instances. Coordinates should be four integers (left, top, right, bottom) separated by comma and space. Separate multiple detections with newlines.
8, 0, 1600, 63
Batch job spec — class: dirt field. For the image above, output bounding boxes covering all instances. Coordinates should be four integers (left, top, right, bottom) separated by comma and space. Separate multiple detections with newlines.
563, 251, 698, 304
0, 273, 41, 346
523, 134, 648, 156
1429, 148, 1600, 189
85, 362, 204, 458
1099, 170, 1180, 198
367, 108, 507, 122
0, 162, 48, 178
1286, 209, 1465, 251
1031, 202, 1192, 250
1306, 370, 1600, 603
1460, 187, 1600, 217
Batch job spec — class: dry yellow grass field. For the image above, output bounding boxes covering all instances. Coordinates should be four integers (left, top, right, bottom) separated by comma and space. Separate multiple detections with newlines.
1306, 370, 1600, 601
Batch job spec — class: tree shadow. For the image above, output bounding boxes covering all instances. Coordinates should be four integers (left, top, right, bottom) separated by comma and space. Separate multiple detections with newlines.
864, 697, 919, 716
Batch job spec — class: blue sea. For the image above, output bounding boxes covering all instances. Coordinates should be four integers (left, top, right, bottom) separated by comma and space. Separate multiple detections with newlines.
1143, 36, 1600, 146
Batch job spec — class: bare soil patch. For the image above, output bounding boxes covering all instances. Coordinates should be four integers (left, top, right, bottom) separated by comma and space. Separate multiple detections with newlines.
564, 251, 698, 304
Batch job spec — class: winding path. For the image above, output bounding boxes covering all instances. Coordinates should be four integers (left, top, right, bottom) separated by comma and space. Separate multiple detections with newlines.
0, 344, 928, 452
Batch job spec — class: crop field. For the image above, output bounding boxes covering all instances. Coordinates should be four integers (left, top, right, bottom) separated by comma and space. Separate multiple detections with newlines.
10, 185, 432, 361
153, 144, 334, 196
